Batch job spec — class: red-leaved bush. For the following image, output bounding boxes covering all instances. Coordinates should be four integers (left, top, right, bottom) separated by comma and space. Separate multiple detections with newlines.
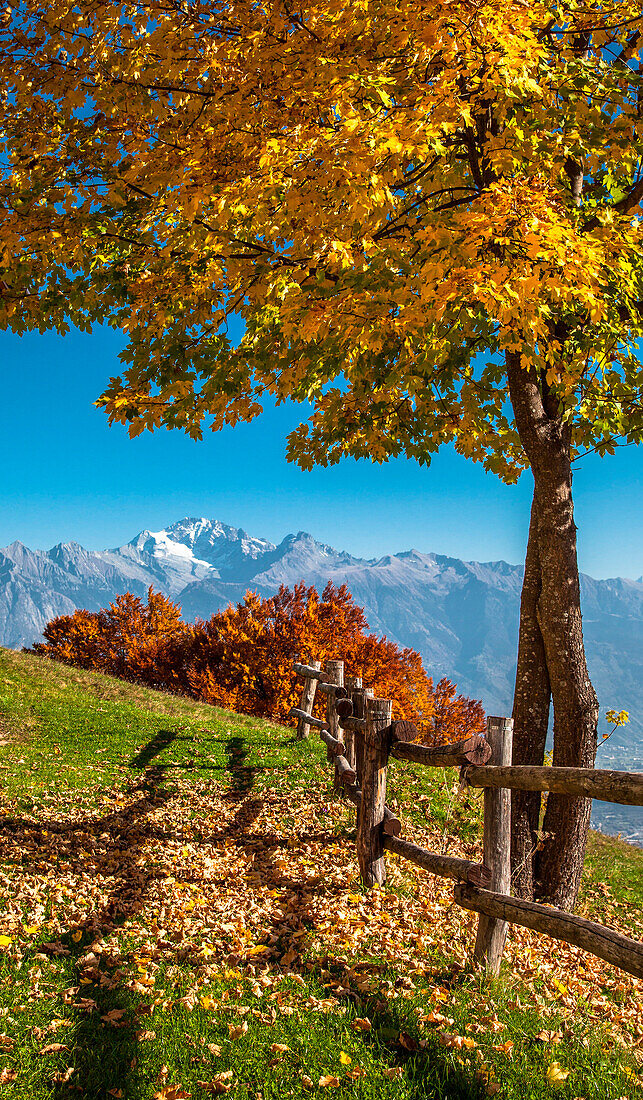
34, 583, 484, 741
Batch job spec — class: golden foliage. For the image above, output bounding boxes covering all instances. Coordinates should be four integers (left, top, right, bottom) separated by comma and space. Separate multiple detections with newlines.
1, 2, 643, 475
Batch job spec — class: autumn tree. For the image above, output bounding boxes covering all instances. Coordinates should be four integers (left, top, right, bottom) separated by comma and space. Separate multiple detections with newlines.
2, 1, 643, 904
35, 582, 484, 738
35, 588, 192, 690
35, 607, 104, 671
185, 581, 446, 724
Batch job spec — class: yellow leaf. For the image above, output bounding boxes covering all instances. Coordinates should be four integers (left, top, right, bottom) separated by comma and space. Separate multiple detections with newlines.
546, 1062, 570, 1089
318, 1076, 341, 1087
246, 945, 270, 955
0, 936, 11, 946
72, 931, 82, 943
339, 1051, 351, 1065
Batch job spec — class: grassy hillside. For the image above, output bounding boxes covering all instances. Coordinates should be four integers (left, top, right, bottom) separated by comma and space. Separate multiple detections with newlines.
0, 647, 641, 1100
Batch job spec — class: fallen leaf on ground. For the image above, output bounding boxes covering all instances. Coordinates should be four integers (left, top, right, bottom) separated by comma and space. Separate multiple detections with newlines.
352, 1018, 371, 1031
197, 1071, 233, 1094
52, 1068, 75, 1084
102, 1009, 127, 1023
546, 1062, 570, 1089
228, 1022, 248, 1040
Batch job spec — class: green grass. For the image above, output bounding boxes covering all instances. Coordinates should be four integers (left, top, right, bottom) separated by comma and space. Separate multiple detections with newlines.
0, 647, 641, 1100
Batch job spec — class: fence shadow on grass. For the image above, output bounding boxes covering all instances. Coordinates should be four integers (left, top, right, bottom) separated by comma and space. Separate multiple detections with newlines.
129, 727, 186, 769
2, 722, 487, 1099
0, 734, 185, 1099
224, 735, 257, 799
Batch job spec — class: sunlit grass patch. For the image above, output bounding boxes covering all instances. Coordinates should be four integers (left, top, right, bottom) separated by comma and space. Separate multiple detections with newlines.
0, 647, 640, 1099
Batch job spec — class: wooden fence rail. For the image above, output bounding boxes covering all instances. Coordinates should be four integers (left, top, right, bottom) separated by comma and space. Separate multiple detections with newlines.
463, 764, 643, 805
290, 658, 643, 981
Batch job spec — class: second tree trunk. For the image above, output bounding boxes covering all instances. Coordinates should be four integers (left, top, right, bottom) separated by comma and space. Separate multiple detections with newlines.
508, 353, 599, 910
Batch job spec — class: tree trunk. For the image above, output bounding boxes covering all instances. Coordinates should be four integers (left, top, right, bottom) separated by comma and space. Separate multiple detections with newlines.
507, 352, 599, 910
533, 457, 599, 904
511, 495, 551, 899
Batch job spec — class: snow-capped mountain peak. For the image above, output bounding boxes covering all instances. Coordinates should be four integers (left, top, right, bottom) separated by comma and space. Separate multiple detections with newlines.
0, 517, 641, 777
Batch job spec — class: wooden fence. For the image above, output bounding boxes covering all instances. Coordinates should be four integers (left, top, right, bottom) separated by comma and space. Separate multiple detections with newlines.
290, 659, 643, 981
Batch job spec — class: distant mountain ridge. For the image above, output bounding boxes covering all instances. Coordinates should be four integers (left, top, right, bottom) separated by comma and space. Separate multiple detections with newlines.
1, 517, 642, 789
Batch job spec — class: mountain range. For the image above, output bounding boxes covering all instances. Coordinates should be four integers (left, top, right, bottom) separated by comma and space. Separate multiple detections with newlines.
1, 516, 641, 840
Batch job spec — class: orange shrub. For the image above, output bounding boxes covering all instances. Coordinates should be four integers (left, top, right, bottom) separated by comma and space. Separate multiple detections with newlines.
35, 582, 485, 742
34, 587, 193, 691
179, 580, 485, 740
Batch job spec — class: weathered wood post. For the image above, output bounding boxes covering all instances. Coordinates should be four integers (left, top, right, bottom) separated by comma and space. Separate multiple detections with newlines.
351, 686, 373, 790
343, 676, 362, 772
474, 715, 513, 975
356, 697, 393, 886
296, 659, 321, 740
324, 660, 344, 765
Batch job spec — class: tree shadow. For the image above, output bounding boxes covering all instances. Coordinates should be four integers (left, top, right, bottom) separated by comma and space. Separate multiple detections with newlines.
0, 763, 175, 1099
355, 993, 487, 1099
224, 735, 257, 800
1, 721, 486, 1098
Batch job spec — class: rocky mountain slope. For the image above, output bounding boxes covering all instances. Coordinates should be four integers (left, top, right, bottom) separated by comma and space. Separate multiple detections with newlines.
2, 516, 641, 813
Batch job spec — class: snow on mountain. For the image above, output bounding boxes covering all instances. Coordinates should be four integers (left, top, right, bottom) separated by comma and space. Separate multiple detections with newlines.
1, 517, 641, 787
1, 515, 641, 840
104, 518, 277, 595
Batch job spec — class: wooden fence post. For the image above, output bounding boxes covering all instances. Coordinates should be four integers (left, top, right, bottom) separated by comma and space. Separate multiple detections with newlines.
351, 686, 373, 790
343, 676, 362, 773
296, 659, 321, 740
324, 661, 344, 777
356, 697, 392, 886
474, 715, 513, 975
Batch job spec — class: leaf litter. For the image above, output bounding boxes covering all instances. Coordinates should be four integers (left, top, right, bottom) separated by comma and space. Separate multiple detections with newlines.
0, 706, 640, 1097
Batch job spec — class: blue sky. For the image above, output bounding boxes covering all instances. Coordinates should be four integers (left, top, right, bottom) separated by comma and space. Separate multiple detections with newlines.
1, 324, 642, 579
